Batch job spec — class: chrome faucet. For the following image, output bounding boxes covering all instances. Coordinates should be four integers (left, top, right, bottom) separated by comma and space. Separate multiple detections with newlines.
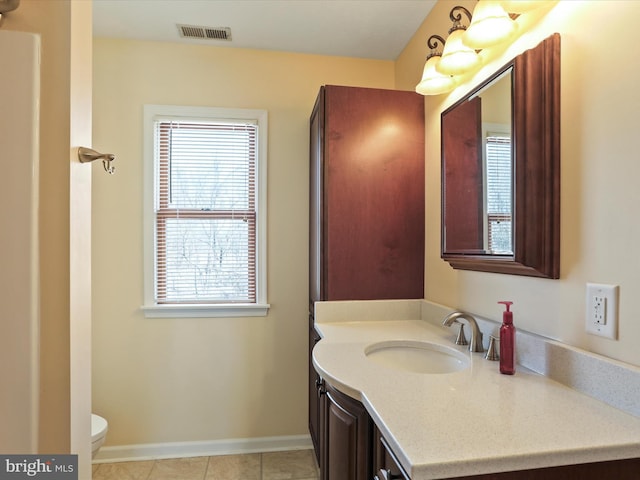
442, 311, 484, 353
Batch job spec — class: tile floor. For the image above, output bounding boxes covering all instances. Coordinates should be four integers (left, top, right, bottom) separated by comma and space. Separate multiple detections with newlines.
92, 449, 320, 480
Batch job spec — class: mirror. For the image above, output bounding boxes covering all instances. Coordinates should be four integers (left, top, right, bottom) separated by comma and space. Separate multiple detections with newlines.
441, 33, 560, 278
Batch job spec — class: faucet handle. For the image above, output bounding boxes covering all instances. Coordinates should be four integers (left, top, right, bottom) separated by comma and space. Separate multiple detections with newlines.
485, 335, 499, 361
454, 321, 468, 346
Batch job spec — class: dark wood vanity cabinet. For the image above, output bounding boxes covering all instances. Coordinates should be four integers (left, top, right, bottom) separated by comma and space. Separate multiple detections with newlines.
319, 382, 373, 480
311, 326, 373, 480
313, 323, 372, 480
309, 319, 322, 464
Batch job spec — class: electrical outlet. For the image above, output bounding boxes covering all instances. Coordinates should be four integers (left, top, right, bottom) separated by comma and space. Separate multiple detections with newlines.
585, 283, 619, 339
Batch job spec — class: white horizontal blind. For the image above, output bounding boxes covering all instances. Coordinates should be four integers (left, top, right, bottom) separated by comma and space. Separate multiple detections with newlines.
486, 134, 512, 254
155, 120, 257, 303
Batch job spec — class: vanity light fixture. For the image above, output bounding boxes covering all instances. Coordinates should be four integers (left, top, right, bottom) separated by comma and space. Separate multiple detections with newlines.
436, 6, 482, 76
464, 0, 518, 49
415, 35, 458, 96
415, 1, 555, 95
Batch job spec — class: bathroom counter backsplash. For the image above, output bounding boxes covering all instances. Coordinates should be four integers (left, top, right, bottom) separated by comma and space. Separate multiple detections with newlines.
314, 299, 640, 419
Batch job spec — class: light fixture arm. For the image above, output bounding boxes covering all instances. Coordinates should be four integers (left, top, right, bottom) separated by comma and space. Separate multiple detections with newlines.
427, 34, 446, 51
426, 34, 447, 59
449, 5, 473, 32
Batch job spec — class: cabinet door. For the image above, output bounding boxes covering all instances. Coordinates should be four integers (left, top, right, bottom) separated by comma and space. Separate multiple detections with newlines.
309, 88, 325, 309
309, 320, 322, 464
322, 85, 425, 301
323, 384, 372, 480
372, 425, 410, 480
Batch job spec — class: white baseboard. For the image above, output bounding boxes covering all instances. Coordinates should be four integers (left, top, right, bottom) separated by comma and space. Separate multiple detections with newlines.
92, 434, 313, 464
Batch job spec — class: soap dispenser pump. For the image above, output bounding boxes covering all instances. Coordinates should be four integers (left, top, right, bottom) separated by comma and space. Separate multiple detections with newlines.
498, 301, 515, 375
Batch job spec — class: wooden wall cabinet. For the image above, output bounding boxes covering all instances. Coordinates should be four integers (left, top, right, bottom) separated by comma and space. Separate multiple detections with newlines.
309, 85, 425, 308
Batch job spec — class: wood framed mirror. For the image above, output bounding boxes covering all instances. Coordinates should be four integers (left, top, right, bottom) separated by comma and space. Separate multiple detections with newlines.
441, 33, 560, 278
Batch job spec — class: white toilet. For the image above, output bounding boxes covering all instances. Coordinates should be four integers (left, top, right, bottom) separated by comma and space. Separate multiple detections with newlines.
91, 414, 108, 458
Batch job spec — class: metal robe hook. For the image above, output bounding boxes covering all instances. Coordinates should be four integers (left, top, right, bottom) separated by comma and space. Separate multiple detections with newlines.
102, 157, 116, 175
78, 147, 116, 175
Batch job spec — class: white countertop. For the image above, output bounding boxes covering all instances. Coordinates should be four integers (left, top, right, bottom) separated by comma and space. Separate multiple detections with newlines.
312, 301, 640, 479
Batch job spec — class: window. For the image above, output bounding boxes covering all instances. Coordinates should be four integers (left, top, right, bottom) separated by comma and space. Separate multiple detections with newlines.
143, 105, 269, 317
484, 127, 513, 254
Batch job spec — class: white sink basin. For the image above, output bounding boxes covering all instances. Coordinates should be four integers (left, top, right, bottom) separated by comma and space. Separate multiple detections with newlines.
364, 340, 470, 374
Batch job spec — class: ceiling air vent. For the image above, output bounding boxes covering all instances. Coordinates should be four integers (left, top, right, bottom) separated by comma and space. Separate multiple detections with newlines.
177, 24, 232, 41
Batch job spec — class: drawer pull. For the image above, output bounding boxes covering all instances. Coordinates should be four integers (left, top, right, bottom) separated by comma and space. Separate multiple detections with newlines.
316, 378, 326, 397
375, 469, 402, 480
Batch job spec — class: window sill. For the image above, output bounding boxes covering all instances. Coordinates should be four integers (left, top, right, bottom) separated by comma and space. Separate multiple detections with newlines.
141, 303, 270, 318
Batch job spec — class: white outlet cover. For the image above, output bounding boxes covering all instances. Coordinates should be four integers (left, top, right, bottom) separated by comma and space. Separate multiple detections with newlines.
585, 283, 619, 339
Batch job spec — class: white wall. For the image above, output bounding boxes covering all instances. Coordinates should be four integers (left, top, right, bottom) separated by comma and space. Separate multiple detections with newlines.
397, 0, 640, 368
91, 38, 395, 447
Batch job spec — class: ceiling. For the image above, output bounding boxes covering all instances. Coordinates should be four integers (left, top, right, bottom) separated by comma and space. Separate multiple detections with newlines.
92, 0, 437, 61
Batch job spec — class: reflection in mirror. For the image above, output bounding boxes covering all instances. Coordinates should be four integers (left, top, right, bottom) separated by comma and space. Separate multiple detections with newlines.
442, 67, 513, 255
440, 34, 560, 279
478, 70, 512, 254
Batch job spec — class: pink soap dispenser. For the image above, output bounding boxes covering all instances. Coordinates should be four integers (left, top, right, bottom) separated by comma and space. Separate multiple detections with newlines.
498, 301, 515, 375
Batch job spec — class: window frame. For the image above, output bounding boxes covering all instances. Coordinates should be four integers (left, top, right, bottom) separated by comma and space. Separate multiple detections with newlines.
482, 122, 513, 255
142, 104, 269, 318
